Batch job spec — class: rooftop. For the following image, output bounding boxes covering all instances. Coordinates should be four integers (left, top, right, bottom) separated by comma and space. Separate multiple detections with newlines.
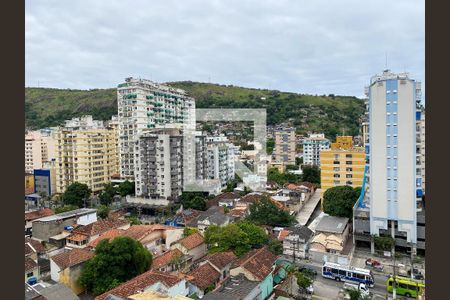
315, 215, 349, 234
187, 262, 221, 290
70, 218, 130, 238
25, 238, 46, 255
25, 256, 38, 272
151, 249, 183, 270
96, 270, 185, 300
35, 208, 96, 222
202, 274, 259, 300
33, 283, 79, 300
202, 251, 237, 270
88, 229, 125, 248
232, 247, 277, 281
25, 208, 54, 222
50, 248, 94, 270
179, 232, 204, 250
123, 224, 179, 241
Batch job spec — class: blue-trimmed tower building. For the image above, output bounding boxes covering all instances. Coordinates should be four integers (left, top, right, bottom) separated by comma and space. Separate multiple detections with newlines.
354, 70, 424, 254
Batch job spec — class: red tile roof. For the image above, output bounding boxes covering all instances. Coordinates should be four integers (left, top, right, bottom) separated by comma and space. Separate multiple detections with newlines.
25, 208, 54, 222
213, 192, 241, 202
25, 257, 38, 272
240, 193, 264, 204
50, 248, 94, 270
151, 249, 183, 270
179, 233, 204, 250
95, 270, 185, 300
232, 247, 277, 281
25, 238, 45, 256
123, 225, 178, 241
187, 262, 221, 290
71, 218, 129, 238
203, 251, 237, 270
278, 229, 290, 241
87, 229, 125, 248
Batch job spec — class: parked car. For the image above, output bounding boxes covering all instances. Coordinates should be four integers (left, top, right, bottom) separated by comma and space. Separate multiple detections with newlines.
365, 258, 384, 271
343, 282, 371, 298
407, 268, 424, 280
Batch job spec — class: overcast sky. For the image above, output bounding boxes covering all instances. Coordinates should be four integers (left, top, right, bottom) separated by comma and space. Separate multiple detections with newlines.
26, 0, 424, 99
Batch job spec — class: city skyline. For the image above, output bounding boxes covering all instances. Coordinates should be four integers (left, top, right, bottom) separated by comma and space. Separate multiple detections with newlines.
26, 0, 424, 99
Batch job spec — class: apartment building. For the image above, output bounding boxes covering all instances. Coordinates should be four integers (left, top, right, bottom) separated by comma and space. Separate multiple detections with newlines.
354, 70, 423, 253
302, 133, 330, 166
54, 116, 119, 194
273, 127, 296, 167
135, 126, 209, 200
320, 136, 365, 205
117, 77, 195, 181
417, 110, 425, 192
25, 129, 57, 173
206, 135, 235, 189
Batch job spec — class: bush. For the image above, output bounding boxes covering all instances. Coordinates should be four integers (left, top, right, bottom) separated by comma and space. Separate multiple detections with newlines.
322, 186, 361, 218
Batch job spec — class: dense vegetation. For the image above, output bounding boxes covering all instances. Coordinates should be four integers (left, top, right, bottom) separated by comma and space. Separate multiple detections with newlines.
79, 237, 152, 296
25, 82, 365, 139
322, 185, 362, 218
247, 197, 296, 227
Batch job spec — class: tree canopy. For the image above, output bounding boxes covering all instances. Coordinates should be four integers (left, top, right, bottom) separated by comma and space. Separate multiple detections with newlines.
301, 165, 321, 185
247, 197, 296, 227
62, 182, 91, 208
118, 180, 135, 197
54, 204, 78, 214
322, 185, 362, 218
79, 236, 152, 296
180, 192, 209, 211
204, 221, 268, 256
99, 183, 118, 206
267, 167, 301, 186
97, 205, 110, 219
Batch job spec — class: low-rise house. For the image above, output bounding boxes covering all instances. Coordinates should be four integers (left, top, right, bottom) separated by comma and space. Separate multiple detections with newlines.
152, 249, 192, 272
32, 282, 80, 300
87, 228, 125, 248
187, 261, 221, 297
123, 225, 184, 257
66, 218, 130, 248
202, 274, 261, 300
25, 237, 46, 261
32, 208, 97, 242
228, 204, 250, 221
128, 290, 191, 300
95, 271, 189, 300
172, 233, 207, 262
199, 251, 237, 280
280, 226, 314, 260
230, 247, 278, 300
213, 192, 241, 208
25, 256, 39, 284
309, 216, 350, 254
197, 212, 232, 232
25, 208, 54, 236
49, 248, 94, 295
165, 209, 202, 227
25, 283, 46, 300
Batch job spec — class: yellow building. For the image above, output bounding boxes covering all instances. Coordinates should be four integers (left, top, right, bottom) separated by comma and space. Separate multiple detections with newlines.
320, 136, 365, 207
55, 116, 119, 194
25, 173, 35, 195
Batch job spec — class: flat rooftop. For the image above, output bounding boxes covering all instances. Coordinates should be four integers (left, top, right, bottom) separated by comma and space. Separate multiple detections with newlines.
315, 215, 349, 234
35, 208, 96, 222
203, 275, 259, 300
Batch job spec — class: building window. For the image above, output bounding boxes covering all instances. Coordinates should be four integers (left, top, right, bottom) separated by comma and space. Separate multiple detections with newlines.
27, 272, 34, 278
333, 167, 340, 172
333, 174, 340, 178
346, 167, 352, 172
345, 154, 352, 159
346, 161, 352, 165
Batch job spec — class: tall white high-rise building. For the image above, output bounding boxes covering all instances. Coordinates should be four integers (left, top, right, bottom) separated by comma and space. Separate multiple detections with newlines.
302, 133, 330, 166
117, 77, 195, 180
366, 70, 422, 248
206, 136, 235, 189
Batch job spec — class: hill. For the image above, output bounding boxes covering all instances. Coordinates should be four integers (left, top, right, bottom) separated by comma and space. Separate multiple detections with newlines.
25, 82, 365, 138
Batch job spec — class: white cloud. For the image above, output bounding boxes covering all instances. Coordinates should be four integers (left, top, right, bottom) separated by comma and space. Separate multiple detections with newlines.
25, 0, 425, 98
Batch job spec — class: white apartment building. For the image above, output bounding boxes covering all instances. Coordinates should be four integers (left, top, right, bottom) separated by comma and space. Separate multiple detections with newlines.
117, 77, 195, 181
365, 70, 422, 248
302, 133, 330, 166
417, 110, 425, 192
25, 129, 57, 173
206, 136, 235, 189
54, 116, 119, 193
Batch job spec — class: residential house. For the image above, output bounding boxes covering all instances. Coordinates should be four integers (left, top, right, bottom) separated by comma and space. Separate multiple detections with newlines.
128, 290, 191, 300
187, 206, 232, 233
32, 208, 97, 242
25, 257, 39, 284
279, 226, 314, 260
202, 274, 261, 300
165, 209, 202, 227
95, 271, 189, 300
212, 192, 241, 208
25, 283, 46, 300
123, 225, 184, 257
66, 218, 130, 248
87, 229, 126, 249
227, 203, 250, 221
151, 249, 191, 272
172, 233, 207, 262
25, 208, 54, 236
32, 282, 80, 300
310, 216, 350, 254
49, 248, 94, 295
186, 261, 221, 298
230, 247, 278, 300
200, 251, 237, 280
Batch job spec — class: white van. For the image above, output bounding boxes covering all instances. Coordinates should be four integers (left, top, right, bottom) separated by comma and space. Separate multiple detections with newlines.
343, 282, 371, 297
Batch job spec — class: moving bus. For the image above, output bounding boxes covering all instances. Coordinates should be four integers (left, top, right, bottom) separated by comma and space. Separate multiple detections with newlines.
322, 262, 375, 287
386, 275, 425, 298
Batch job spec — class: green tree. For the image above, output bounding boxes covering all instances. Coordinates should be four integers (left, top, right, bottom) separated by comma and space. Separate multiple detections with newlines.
295, 157, 303, 166
79, 237, 152, 296
62, 182, 91, 208
268, 168, 301, 186
54, 204, 78, 214
301, 165, 321, 184
126, 216, 142, 225
266, 138, 275, 154
296, 271, 312, 289
118, 180, 135, 197
267, 239, 283, 255
322, 185, 361, 218
99, 183, 118, 206
247, 197, 296, 227
97, 205, 110, 219
183, 227, 199, 237
373, 235, 395, 251
181, 192, 208, 211
236, 221, 268, 247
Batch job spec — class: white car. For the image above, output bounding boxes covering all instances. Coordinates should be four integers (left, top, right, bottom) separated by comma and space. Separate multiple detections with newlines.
343, 282, 371, 298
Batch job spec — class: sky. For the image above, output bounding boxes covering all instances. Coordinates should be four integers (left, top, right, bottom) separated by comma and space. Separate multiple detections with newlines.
26, 0, 424, 99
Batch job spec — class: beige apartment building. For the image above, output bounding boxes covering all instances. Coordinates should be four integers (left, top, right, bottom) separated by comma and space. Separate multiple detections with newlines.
273, 128, 296, 171
25, 129, 57, 173
55, 116, 119, 194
